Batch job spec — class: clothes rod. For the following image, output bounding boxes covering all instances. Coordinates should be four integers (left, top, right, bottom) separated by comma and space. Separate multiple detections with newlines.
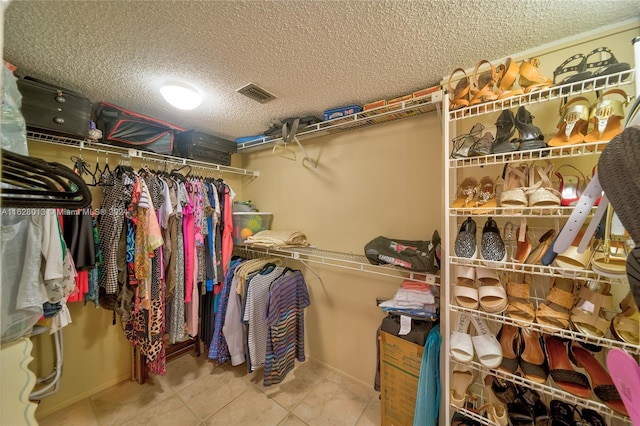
26, 131, 259, 177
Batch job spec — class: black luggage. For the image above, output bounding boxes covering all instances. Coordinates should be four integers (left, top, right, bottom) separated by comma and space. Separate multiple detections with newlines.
96, 102, 184, 155
16, 77, 92, 139
173, 130, 237, 166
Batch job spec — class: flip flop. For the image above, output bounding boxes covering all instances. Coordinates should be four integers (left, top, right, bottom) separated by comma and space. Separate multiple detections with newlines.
569, 343, 628, 416
606, 348, 640, 425
543, 335, 591, 398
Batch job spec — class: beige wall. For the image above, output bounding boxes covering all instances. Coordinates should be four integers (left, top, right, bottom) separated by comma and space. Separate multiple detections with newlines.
239, 113, 444, 385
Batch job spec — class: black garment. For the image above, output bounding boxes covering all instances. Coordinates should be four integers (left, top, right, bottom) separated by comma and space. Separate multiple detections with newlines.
62, 211, 95, 270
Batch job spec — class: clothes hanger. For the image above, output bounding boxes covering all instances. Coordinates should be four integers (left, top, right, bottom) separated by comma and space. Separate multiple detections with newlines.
1, 149, 92, 209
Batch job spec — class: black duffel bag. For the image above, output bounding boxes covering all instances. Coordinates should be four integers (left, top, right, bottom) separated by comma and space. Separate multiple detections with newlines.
364, 230, 440, 274
96, 102, 184, 155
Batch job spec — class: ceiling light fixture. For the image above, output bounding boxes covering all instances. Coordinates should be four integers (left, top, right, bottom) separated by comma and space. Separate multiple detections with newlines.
160, 82, 202, 110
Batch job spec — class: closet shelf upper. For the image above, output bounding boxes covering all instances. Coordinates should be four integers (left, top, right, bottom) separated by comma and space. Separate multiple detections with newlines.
449, 257, 627, 285
452, 305, 640, 356
234, 245, 439, 285
236, 91, 443, 153
448, 205, 596, 218
448, 69, 635, 122
26, 131, 259, 177
468, 361, 631, 423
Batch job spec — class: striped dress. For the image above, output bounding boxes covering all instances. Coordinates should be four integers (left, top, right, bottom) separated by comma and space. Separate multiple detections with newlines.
263, 270, 310, 386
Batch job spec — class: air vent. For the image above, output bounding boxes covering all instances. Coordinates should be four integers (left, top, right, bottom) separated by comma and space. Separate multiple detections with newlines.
236, 83, 277, 104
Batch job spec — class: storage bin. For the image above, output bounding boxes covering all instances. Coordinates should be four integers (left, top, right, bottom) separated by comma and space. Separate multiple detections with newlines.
323, 105, 362, 121
232, 212, 273, 244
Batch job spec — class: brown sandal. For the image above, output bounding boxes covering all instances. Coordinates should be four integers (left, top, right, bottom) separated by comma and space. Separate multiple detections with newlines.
496, 58, 524, 100
536, 278, 576, 329
571, 282, 613, 338
506, 273, 535, 324
611, 292, 640, 345
448, 68, 471, 110
518, 58, 553, 93
469, 60, 499, 106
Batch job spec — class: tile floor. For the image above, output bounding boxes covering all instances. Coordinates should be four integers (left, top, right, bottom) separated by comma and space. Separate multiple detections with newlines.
36, 353, 381, 426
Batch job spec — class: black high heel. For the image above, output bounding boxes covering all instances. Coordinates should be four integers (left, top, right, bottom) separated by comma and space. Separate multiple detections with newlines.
514, 106, 547, 151
490, 109, 518, 154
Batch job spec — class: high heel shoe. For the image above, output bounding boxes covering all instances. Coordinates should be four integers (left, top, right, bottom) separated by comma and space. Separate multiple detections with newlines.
518, 58, 553, 93
490, 109, 518, 154
544, 335, 591, 398
469, 60, 499, 106
583, 89, 631, 144
514, 106, 547, 151
547, 97, 590, 147
555, 164, 587, 206
450, 123, 484, 158
447, 68, 471, 110
467, 131, 495, 157
519, 328, 548, 384
495, 58, 524, 100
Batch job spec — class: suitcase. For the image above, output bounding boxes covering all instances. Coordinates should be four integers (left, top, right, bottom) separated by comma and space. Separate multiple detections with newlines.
16, 77, 92, 139
96, 102, 184, 155
173, 130, 237, 166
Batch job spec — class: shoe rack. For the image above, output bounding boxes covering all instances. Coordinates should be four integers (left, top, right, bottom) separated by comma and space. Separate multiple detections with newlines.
442, 33, 639, 426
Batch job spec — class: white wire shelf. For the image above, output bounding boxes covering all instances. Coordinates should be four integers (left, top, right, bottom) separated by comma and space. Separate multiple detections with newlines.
449, 141, 609, 169
26, 130, 259, 177
448, 69, 635, 121
451, 305, 640, 356
451, 406, 495, 426
234, 245, 439, 284
449, 256, 629, 285
236, 91, 442, 152
468, 361, 631, 424
448, 205, 595, 218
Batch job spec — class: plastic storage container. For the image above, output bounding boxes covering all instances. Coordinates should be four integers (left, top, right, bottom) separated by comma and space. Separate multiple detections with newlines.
232, 212, 273, 244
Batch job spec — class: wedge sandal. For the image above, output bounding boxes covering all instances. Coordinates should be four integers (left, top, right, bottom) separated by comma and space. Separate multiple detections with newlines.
611, 291, 640, 345
495, 58, 524, 100
535, 277, 576, 329
499, 163, 528, 208
496, 324, 519, 374
450, 363, 475, 407
583, 89, 631, 144
526, 161, 561, 209
519, 328, 548, 384
448, 68, 471, 110
477, 267, 507, 313
547, 97, 590, 147
518, 58, 553, 93
505, 274, 535, 324
543, 335, 591, 398
453, 265, 479, 309
469, 59, 499, 106
571, 281, 613, 338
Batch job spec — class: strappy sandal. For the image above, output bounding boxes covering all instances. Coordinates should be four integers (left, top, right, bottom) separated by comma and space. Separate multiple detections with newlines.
549, 399, 577, 426
519, 328, 548, 384
506, 273, 535, 324
477, 267, 507, 313
547, 97, 591, 147
518, 58, 553, 94
583, 89, 631, 144
526, 161, 560, 209
590, 206, 628, 278
453, 265, 479, 309
525, 229, 555, 265
490, 109, 518, 154
495, 58, 524, 100
555, 164, 587, 207
467, 131, 494, 157
514, 106, 546, 151
569, 343, 628, 416
544, 335, 591, 398
580, 408, 608, 426
497, 324, 519, 374
448, 68, 471, 110
571, 281, 613, 338
472, 176, 497, 213
451, 123, 485, 158
585, 47, 631, 84
469, 60, 499, 106
553, 53, 592, 86
611, 292, 640, 345
451, 177, 478, 212
499, 163, 528, 208
536, 277, 576, 330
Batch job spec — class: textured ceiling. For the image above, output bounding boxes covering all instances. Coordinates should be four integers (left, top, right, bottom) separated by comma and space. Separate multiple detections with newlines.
3, 0, 640, 141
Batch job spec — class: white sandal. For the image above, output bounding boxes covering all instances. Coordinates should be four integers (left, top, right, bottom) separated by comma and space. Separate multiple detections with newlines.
527, 161, 561, 208
477, 267, 508, 313
499, 163, 528, 207
471, 316, 503, 368
450, 313, 474, 363
453, 265, 479, 309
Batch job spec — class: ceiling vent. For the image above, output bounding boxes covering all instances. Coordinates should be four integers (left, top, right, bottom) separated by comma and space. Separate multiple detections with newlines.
236, 83, 277, 104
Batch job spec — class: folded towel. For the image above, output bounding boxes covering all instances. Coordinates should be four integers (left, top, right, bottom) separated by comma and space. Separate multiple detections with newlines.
244, 230, 310, 247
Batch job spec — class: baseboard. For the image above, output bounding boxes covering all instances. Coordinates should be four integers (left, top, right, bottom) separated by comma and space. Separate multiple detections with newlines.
305, 354, 376, 392
34, 372, 131, 419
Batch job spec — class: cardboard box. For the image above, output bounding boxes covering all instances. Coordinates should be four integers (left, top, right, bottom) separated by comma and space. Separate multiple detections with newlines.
412, 86, 440, 99
379, 331, 424, 426
363, 99, 387, 111
387, 94, 412, 105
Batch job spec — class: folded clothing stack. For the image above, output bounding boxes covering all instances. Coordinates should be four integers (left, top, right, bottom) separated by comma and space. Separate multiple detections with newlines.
379, 280, 440, 318
243, 230, 310, 248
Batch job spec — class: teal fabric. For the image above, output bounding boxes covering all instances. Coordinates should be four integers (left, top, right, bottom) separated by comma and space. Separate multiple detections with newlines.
413, 323, 441, 426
